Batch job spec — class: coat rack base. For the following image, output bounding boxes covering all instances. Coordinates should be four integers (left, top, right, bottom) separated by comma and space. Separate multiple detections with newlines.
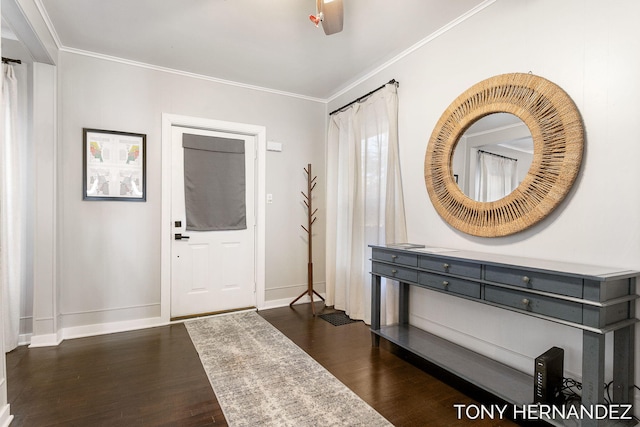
289, 288, 325, 315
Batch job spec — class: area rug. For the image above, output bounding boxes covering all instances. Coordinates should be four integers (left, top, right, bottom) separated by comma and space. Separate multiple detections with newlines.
185, 311, 391, 426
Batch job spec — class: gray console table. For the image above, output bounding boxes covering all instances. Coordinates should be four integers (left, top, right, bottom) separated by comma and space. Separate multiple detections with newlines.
370, 245, 638, 427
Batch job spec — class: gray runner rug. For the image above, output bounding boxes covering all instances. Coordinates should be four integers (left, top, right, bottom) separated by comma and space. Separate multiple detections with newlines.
185, 311, 392, 426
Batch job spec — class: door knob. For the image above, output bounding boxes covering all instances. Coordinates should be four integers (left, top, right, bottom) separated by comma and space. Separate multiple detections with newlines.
175, 233, 190, 240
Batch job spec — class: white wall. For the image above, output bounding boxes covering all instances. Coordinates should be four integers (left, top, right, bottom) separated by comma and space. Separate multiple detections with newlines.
328, 0, 640, 394
18, 0, 640, 408
56, 51, 326, 333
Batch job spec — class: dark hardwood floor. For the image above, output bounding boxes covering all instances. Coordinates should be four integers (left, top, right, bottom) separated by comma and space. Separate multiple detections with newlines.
260, 304, 519, 427
7, 324, 223, 426
7, 303, 521, 426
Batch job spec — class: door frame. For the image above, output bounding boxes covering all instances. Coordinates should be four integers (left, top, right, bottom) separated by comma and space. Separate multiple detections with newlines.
160, 113, 266, 323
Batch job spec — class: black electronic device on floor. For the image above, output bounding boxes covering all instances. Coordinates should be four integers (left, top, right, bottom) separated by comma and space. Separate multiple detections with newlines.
534, 346, 564, 405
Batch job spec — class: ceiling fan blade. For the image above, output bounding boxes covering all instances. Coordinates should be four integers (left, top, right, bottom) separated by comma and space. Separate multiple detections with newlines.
317, 0, 343, 35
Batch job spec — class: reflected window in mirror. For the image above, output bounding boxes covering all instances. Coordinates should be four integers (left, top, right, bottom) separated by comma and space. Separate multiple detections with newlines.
451, 113, 533, 202
475, 151, 517, 202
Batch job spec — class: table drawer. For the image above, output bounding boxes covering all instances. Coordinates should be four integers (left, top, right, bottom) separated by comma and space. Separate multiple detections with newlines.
419, 256, 481, 278
485, 265, 583, 298
372, 249, 418, 267
372, 262, 418, 283
583, 302, 631, 329
485, 286, 582, 324
418, 272, 481, 298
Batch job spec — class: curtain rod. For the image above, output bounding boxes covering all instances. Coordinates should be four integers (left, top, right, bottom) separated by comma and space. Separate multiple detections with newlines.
478, 149, 518, 162
2, 57, 22, 64
329, 79, 398, 116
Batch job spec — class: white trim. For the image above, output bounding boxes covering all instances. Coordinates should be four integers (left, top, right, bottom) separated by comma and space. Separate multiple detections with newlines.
32, 0, 495, 103
410, 311, 580, 382
32, 0, 62, 49
0, 404, 13, 427
18, 333, 32, 346
2, 0, 56, 64
326, 0, 498, 103
28, 316, 168, 347
260, 293, 327, 311
29, 331, 62, 348
60, 302, 160, 317
161, 114, 267, 322
31, 62, 60, 342
61, 46, 325, 104
61, 316, 166, 341
266, 281, 326, 292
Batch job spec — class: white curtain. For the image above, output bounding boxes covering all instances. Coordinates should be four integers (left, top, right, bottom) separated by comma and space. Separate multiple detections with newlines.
325, 83, 407, 325
474, 151, 517, 202
1, 63, 22, 352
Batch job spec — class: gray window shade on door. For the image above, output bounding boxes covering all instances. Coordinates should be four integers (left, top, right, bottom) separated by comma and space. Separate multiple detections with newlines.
183, 133, 246, 231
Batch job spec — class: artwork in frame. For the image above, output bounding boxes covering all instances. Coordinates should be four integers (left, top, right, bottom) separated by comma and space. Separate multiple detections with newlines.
83, 128, 146, 201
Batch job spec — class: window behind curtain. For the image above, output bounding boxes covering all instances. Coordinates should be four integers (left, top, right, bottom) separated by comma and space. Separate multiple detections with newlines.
474, 151, 517, 202
325, 83, 407, 325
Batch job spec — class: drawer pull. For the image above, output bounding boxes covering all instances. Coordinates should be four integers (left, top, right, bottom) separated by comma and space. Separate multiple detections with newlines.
391, 255, 398, 260
443, 263, 450, 270
442, 281, 449, 289
522, 276, 531, 284
391, 269, 397, 274
522, 298, 531, 307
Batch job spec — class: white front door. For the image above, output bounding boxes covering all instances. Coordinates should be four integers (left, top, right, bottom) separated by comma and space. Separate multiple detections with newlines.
170, 126, 256, 318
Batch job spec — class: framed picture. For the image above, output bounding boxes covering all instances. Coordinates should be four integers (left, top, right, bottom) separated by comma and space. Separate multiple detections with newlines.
83, 128, 146, 201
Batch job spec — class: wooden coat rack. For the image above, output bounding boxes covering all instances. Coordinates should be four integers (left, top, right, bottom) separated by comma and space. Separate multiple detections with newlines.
290, 163, 325, 315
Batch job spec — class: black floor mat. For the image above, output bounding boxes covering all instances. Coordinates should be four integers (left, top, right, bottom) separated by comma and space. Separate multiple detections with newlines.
318, 311, 360, 326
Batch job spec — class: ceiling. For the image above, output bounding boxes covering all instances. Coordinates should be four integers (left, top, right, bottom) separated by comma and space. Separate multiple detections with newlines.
37, 0, 488, 100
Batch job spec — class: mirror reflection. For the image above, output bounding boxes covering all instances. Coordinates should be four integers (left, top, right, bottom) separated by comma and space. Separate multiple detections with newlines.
452, 113, 533, 202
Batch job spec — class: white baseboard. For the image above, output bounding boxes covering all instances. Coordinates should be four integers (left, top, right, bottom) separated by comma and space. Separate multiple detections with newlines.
26, 299, 317, 347
28, 316, 168, 347
410, 312, 586, 380
18, 333, 32, 346
27, 304, 164, 347
261, 293, 327, 310
62, 316, 167, 341
0, 404, 12, 427
29, 332, 63, 348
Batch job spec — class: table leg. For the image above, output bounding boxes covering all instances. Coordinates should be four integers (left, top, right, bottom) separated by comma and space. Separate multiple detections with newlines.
371, 274, 381, 347
399, 281, 409, 325
613, 324, 635, 405
582, 331, 605, 427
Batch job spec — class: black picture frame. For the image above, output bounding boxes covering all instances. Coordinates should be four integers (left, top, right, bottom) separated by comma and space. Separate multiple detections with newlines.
83, 128, 147, 201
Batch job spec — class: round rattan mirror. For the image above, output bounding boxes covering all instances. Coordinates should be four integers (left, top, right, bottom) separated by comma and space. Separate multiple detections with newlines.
424, 73, 583, 237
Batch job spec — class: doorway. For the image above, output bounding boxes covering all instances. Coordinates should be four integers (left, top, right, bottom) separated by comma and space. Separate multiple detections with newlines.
160, 114, 266, 322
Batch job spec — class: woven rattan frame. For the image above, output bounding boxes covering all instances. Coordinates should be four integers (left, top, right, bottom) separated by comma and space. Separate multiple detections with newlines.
424, 73, 583, 237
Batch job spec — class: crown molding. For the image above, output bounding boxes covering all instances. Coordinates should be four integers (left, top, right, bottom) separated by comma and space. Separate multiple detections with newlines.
60, 46, 326, 103
326, 0, 497, 103
32, 0, 496, 105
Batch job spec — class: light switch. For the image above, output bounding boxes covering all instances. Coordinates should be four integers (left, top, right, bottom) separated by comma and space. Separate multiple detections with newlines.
267, 194, 273, 204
